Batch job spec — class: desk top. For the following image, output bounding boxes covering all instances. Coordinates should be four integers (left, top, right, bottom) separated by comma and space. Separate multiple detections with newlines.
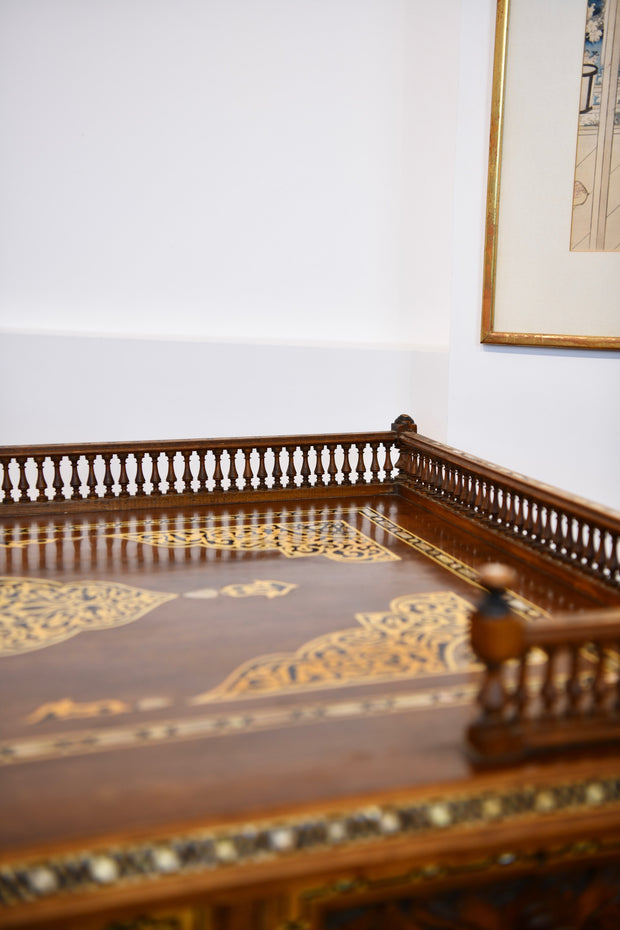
2, 493, 620, 921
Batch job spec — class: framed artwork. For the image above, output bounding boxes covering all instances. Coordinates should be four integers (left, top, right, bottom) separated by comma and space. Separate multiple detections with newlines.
481, 0, 620, 349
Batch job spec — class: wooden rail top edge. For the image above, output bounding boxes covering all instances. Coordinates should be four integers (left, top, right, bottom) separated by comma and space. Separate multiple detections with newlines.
0, 417, 414, 516
0, 429, 397, 458
399, 430, 620, 524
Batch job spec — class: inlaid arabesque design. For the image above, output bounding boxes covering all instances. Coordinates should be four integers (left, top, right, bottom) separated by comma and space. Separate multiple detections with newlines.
0, 578, 176, 657
191, 591, 474, 703
112, 519, 399, 563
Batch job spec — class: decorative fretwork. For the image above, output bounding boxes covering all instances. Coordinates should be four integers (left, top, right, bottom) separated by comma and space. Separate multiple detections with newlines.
2, 417, 619, 593
395, 429, 620, 589
0, 431, 401, 515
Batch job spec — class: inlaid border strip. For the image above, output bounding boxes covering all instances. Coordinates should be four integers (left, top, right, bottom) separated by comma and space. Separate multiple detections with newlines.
361, 507, 547, 621
0, 685, 476, 768
2, 773, 620, 911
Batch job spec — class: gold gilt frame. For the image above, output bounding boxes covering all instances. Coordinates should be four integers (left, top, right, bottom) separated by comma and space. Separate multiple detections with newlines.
481, 0, 620, 349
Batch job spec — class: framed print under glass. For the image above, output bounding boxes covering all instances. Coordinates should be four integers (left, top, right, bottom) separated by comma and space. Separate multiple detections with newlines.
481, 0, 620, 349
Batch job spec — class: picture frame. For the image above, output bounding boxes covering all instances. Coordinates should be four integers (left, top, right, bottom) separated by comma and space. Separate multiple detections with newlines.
481, 0, 620, 349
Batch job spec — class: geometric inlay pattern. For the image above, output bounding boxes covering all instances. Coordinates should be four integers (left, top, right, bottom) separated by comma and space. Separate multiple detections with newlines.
2, 772, 620, 910
190, 591, 474, 703
0, 577, 177, 657
113, 520, 399, 563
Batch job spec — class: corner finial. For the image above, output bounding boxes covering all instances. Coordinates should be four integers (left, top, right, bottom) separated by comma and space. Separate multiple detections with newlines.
391, 414, 417, 434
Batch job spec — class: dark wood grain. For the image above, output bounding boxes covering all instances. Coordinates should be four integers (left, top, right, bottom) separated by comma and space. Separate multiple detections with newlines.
1, 421, 620, 929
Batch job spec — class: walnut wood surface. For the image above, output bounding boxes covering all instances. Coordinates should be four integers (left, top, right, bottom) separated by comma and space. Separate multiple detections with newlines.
1, 425, 620, 928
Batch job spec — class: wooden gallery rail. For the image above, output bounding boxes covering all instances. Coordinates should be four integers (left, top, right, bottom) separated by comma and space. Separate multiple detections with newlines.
469, 564, 620, 763
0, 424, 410, 514
0, 414, 619, 589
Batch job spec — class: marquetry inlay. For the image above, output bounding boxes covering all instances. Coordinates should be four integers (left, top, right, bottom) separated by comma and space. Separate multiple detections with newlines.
191, 591, 475, 703
112, 519, 399, 563
3, 773, 620, 912
0, 577, 176, 657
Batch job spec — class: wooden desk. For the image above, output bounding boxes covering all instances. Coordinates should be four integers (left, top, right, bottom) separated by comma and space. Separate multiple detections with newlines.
1, 421, 620, 929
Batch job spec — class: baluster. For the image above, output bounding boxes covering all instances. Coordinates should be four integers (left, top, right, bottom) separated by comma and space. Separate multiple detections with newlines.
511, 493, 521, 533
135, 454, 146, 497
0, 458, 13, 504
497, 487, 508, 525
102, 454, 115, 498
480, 480, 492, 519
229, 449, 240, 491
165, 453, 176, 494
584, 522, 598, 568
460, 468, 470, 504
17, 456, 29, 502
180, 452, 192, 493
566, 644, 583, 716
415, 452, 425, 487
272, 446, 283, 489
150, 453, 162, 496
474, 476, 484, 511
549, 508, 563, 552
299, 446, 311, 487
118, 453, 130, 498
369, 442, 380, 483
68, 455, 81, 500
256, 448, 268, 490
573, 518, 587, 563
387, 441, 397, 479
539, 505, 553, 548
438, 461, 448, 496
341, 444, 353, 486
522, 495, 534, 536
35, 457, 47, 502
466, 472, 477, 508
593, 643, 608, 712
594, 527, 608, 573
531, 499, 542, 540
85, 454, 97, 499
488, 482, 499, 522
445, 464, 456, 500
557, 512, 568, 555
541, 647, 559, 716
453, 466, 464, 502
52, 455, 65, 501
392, 444, 408, 479
326, 444, 337, 486
354, 444, 366, 484
614, 642, 620, 713
242, 448, 254, 490
196, 452, 208, 492
426, 456, 436, 492
213, 450, 224, 491
608, 532, 620, 583
516, 654, 529, 719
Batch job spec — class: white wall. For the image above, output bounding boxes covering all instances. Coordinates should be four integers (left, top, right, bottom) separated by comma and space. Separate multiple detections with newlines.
447, 0, 620, 512
0, 0, 458, 444
0, 330, 448, 443
1, 0, 619, 510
